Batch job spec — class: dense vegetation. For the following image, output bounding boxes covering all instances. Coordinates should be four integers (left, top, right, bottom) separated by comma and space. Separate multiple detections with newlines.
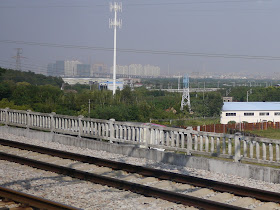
142, 78, 279, 89
224, 86, 280, 102
2, 67, 280, 126
0, 67, 224, 123
0, 67, 63, 87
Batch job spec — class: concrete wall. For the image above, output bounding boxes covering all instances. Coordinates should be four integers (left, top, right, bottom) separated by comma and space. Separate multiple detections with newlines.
1, 126, 279, 183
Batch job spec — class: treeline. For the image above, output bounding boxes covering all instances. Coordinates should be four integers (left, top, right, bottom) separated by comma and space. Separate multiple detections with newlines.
225, 86, 280, 102
0, 67, 63, 87
0, 67, 224, 122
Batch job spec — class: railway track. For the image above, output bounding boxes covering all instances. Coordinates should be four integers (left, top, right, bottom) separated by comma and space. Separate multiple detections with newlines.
0, 138, 279, 210
0, 185, 79, 210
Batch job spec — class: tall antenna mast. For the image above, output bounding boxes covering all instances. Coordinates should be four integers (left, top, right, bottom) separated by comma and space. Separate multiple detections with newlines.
180, 75, 191, 112
109, 2, 122, 95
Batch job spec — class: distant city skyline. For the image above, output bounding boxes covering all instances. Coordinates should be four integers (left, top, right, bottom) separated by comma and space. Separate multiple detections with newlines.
1, 0, 280, 76
47, 59, 160, 78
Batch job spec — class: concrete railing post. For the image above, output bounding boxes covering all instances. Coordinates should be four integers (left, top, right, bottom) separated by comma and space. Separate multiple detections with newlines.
143, 126, 149, 148
234, 134, 241, 162
109, 118, 115, 143
26, 110, 31, 130
78, 115, 84, 138
50, 112, 56, 133
187, 132, 192, 155
4, 107, 9, 127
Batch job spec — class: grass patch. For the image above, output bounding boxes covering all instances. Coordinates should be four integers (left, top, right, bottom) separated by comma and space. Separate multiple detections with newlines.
152, 117, 220, 127
179, 118, 220, 127
248, 128, 280, 140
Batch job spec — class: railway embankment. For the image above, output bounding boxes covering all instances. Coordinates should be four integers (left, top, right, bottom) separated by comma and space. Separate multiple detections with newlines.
1, 125, 279, 184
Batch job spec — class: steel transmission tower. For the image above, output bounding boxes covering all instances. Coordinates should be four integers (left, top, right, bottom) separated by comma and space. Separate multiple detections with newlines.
13, 48, 24, 71
109, 2, 122, 95
180, 75, 191, 112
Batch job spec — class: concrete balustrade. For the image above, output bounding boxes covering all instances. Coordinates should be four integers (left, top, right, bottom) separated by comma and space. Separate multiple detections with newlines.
0, 108, 280, 166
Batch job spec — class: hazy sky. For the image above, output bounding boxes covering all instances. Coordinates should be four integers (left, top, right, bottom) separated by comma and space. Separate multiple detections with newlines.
0, 0, 280, 75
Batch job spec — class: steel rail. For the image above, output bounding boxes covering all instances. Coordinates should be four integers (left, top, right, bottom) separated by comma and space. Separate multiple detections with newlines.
0, 151, 245, 210
0, 138, 279, 203
0, 186, 80, 210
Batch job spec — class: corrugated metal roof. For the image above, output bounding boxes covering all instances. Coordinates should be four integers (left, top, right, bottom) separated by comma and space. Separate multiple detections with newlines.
222, 102, 280, 111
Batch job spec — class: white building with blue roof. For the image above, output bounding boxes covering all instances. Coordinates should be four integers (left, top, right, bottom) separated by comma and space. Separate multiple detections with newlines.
221, 102, 280, 124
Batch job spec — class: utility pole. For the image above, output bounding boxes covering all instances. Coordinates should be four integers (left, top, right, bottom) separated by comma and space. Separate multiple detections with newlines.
88, 99, 91, 116
109, 2, 122, 95
168, 64, 170, 77
203, 81, 205, 100
178, 73, 180, 91
247, 89, 252, 102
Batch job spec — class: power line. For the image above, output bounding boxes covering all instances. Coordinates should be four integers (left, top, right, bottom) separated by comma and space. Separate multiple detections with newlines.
1, 39, 280, 61
0, 0, 268, 8
122, 0, 270, 6
0, 60, 50, 75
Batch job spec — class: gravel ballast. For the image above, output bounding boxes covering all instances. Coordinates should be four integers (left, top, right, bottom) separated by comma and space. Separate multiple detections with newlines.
0, 132, 279, 209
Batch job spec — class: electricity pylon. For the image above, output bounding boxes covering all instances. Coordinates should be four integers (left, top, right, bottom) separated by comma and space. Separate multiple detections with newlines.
12, 48, 25, 71
180, 75, 191, 112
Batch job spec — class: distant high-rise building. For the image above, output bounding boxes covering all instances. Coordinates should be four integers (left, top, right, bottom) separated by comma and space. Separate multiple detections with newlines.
47, 63, 56, 76
114, 65, 129, 75
55, 61, 65, 77
64, 60, 81, 77
110, 64, 160, 77
47, 61, 64, 77
77, 64, 91, 77
47, 60, 110, 77
91, 63, 108, 75
129, 64, 143, 76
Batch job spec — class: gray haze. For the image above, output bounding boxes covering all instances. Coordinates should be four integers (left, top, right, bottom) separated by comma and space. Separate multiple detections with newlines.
0, 0, 280, 76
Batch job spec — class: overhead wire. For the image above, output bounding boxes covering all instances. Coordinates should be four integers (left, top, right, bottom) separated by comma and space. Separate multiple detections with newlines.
1, 40, 280, 61
0, 0, 268, 8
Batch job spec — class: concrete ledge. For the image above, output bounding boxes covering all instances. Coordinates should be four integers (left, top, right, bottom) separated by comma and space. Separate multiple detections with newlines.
1, 126, 279, 183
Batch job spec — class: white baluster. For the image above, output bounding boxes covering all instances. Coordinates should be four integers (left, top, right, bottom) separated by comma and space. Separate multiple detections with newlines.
256, 142, 260, 160
176, 132, 180, 147
276, 144, 279, 162
171, 131, 175, 147
211, 136, 214, 153
180, 133, 185, 149
159, 130, 164, 145
222, 137, 226, 154
194, 135, 198, 151
228, 138, 232, 156
269, 143, 273, 162
165, 132, 170, 146
119, 125, 123, 140
243, 140, 247, 158
205, 136, 209, 152
262, 143, 267, 161
217, 137, 220, 155
200, 135, 203, 151
250, 141, 254, 159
